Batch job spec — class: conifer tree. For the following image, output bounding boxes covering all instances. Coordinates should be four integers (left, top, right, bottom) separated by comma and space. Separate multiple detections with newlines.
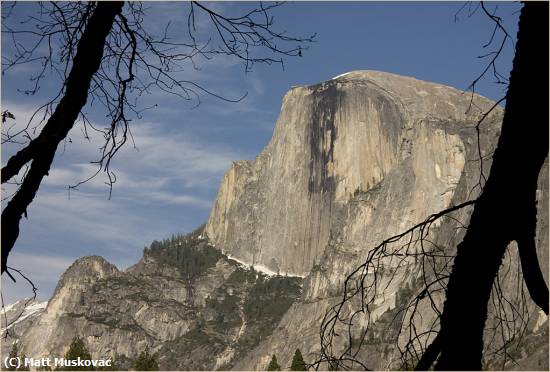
6, 343, 31, 371
133, 347, 158, 371
290, 349, 307, 371
18, 354, 30, 371
58, 336, 94, 371
267, 355, 281, 371
7, 342, 19, 371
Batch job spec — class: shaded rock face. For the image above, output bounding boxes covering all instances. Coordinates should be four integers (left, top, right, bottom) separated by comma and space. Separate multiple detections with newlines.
205, 70, 501, 277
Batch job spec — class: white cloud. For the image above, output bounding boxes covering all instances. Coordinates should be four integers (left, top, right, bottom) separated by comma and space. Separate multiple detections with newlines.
3, 100, 248, 204
1, 98, 252, 303
147, 191, 212, 208
26, 189, 148, 250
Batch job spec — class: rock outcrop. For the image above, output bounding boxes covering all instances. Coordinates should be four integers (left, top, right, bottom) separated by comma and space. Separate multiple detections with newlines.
205, 71, 501, 277
17, 235, 302, 370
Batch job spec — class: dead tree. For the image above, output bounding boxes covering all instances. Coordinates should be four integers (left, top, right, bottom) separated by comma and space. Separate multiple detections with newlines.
420, 2, 548, 369
1, 1, 314, 275
2, 2, 123, 275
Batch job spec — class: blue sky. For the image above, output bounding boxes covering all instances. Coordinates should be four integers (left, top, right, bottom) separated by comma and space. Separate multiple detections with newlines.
1, 2, 520, 304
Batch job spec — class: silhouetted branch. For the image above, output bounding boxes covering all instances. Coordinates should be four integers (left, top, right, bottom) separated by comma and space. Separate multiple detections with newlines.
1, 1, 314, 271
313, 200, 476, 370
1, 266, 38, 340
1, 1, 125, 274
455, 1, 514, 114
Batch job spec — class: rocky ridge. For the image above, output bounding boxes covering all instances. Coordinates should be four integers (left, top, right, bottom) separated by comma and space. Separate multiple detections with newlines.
16, 232, 302, 370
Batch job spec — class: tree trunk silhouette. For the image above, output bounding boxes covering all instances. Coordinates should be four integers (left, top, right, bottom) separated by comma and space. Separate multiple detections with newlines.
417, 2, 549, 370
1, 2, 124, 274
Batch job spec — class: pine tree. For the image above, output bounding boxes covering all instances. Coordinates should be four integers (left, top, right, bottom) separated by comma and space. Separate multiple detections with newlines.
267, 355, 281, 371
7, 342, 19, 371
290, 349, 307, 371
18, 355, 30, 371
57, 337, 94, 371
133, 347, 158, 371
5, 343, 30, 371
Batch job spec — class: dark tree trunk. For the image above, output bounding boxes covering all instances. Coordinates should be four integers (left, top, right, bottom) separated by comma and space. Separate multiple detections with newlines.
416, 2, 549, 370
1, 2, 124, 274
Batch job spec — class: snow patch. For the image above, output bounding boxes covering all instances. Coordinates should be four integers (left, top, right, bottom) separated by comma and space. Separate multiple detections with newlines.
2, 301, 19, 314
222, 252, 305, 278
1, 300, 48, 332
331, 71, 354, 80
24, 301, 48, 313
2, 298, 30, 314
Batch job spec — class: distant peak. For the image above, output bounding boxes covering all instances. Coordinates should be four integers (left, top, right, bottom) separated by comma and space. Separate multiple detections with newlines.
55, 255, 119, 291
330, 70, 402, 81
70, 255, 118, 270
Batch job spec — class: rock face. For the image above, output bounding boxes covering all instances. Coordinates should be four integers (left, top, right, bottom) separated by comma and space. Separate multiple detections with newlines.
206, 70, 548, 370
11, 70, 548, 370
17, 234, 302, 370
205, 70, 501, 277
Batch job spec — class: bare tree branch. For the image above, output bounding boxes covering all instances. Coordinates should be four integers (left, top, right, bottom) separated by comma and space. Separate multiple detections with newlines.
1, 1, 315, 271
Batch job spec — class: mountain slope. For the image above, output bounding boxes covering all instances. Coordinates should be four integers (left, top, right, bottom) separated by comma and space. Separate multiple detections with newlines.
17, 231, 302, 370
205, 70, 547, 370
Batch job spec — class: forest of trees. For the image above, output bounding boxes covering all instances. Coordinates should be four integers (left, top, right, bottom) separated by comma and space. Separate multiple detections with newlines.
9, 337, 159, 371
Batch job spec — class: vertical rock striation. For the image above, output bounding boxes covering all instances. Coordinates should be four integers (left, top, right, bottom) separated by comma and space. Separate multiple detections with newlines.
220, 72, 547, 370
206, 70, 501, 277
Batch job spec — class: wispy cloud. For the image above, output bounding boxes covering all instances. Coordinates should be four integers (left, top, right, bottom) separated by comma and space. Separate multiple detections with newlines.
3, 101, 248, 198
1, 1, 283, 305
1, 98, 252, 304
28, 190, 149, 250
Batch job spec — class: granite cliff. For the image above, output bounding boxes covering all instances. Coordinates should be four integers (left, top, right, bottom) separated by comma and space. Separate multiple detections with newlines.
5, 71, 548, 370
205, 71, 501, 276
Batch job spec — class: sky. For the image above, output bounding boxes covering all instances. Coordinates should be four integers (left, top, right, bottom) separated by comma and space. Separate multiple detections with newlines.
1, 1, 521, 304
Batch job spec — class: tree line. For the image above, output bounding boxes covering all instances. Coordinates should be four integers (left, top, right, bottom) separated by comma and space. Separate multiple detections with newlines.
7, 337, 159, 371
267, 348, 307, 371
